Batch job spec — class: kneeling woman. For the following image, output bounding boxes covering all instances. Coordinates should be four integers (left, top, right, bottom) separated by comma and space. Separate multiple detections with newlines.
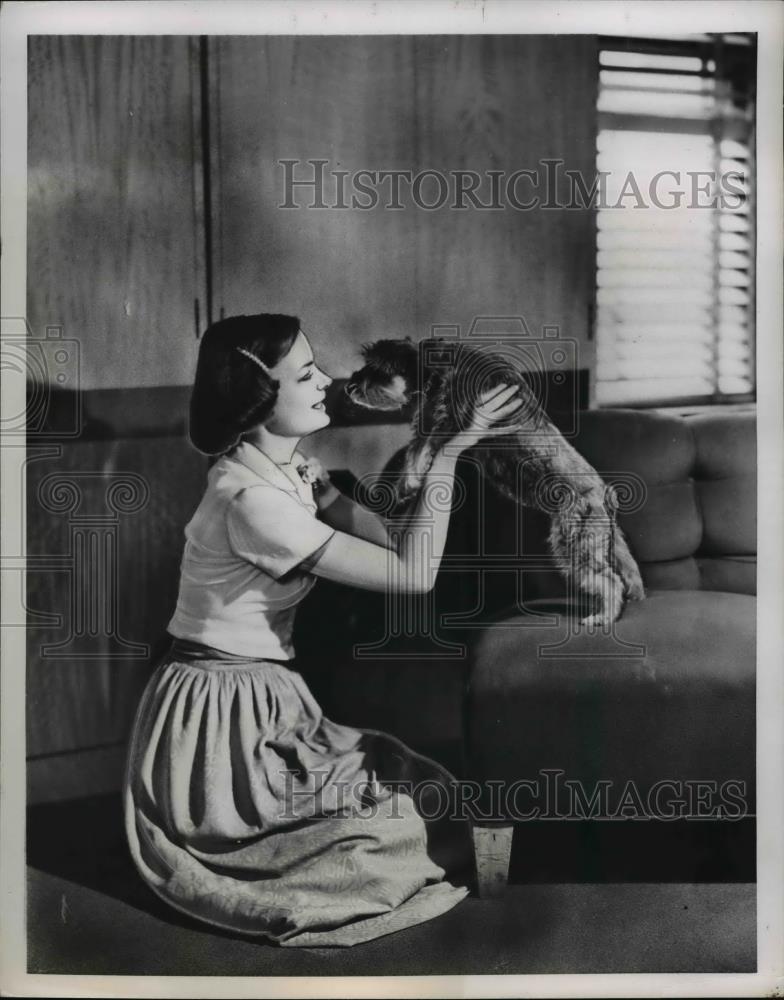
123, 314, 522, 947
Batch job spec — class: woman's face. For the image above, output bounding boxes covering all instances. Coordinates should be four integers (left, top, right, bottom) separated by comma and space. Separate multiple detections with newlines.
263, 331, 333, 437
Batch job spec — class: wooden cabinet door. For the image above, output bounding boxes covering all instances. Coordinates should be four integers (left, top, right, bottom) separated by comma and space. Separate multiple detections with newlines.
27, 36, 206, 390
411, 36, 598, 349
209, 35, 419, 378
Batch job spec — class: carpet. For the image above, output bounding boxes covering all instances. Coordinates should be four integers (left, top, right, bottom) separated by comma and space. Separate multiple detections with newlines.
27, 867, 756, 975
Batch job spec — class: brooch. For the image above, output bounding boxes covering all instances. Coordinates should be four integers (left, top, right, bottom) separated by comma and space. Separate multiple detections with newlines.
296, 458, 328, 494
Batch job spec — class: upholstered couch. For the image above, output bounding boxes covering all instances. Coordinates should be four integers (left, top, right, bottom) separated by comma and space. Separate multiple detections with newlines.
297, 408, 756, 879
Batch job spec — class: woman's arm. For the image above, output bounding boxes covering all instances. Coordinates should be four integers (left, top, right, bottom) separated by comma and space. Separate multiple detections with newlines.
318, 492, 395, 549
295, 456, 394, 548
307, 383, 522, 594
308, 452, 456, 593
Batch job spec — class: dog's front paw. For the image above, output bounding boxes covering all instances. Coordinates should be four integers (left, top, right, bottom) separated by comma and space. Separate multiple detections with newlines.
579, 613, 611, 631
625, 576, 646, 601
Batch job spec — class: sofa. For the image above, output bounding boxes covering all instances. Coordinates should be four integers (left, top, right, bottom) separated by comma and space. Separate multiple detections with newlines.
296, 407, 757, 881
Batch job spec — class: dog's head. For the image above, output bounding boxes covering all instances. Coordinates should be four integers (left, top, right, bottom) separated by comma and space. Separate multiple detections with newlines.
345, 336, 546, 432
345, 338, 421, 412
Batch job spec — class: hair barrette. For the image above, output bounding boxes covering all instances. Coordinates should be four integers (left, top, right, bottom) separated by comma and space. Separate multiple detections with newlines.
236, 347, 274, 377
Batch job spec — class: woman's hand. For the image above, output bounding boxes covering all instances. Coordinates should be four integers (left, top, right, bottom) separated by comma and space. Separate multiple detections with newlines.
445, 383, 524, 455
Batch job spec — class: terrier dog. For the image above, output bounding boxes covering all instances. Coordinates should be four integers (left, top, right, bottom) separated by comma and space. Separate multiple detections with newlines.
345, 338, 645, 626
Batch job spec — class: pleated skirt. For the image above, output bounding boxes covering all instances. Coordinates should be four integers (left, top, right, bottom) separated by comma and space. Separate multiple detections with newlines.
123, 639, 474, 947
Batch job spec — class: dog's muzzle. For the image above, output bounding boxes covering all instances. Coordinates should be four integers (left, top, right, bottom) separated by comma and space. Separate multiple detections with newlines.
344, 380, 406, 411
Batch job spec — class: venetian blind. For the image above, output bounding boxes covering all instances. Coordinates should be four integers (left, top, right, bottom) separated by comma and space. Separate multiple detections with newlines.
595, 35, 756, 407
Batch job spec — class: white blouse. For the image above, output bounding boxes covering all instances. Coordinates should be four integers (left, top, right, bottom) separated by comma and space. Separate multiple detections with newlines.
167, 441, 336, 659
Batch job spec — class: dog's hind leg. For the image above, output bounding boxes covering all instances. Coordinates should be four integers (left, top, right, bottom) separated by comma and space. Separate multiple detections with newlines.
575, 517, 629, 626
549, 506, 625, 627
612, 526, 645, 600
578, 565, 625, 628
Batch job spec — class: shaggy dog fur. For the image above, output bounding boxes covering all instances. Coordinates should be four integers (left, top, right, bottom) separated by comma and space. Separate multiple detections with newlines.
345, 338, 645, 626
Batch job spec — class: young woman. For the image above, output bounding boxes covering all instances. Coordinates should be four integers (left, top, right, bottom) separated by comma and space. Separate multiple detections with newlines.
123, 313, 522, 947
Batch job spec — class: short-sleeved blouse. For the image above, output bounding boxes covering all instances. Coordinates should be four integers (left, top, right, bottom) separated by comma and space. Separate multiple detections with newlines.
166, 441, 336, 659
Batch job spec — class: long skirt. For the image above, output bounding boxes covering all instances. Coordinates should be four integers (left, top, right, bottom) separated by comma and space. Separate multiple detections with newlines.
123, 639, 475, 947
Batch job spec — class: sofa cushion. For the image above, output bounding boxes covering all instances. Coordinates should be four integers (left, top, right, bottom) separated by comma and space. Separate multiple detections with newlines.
573, 409, 698, 484
574, 410, 756, 595
619, 480, 703, 563
466, 590, 755, 815
691, 413, 757, 557
696, 555, 756, 594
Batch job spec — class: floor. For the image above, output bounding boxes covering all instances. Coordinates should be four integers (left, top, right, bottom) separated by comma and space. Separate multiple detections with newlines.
27, 869, 756, 976
25, 794, 757, 976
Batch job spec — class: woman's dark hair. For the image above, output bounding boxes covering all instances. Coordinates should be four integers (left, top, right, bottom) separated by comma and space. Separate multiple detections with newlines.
189, 313, 300, 455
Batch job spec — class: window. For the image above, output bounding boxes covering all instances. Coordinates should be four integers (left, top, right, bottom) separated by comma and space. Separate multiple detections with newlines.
595, 34, 756, 407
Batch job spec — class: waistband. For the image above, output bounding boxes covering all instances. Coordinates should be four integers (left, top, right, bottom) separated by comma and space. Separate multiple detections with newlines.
165, 636, 292, 667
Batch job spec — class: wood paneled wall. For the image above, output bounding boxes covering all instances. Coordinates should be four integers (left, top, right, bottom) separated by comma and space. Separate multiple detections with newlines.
212, 35, 598, 380
28, 34, 597, 389
27, 36, 205, 390
411, 36, 597, 344
211, 35, 419, 376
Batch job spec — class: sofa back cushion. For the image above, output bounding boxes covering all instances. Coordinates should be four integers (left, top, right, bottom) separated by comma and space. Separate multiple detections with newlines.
366, 408, 756, 611
573, 409, 756, 595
